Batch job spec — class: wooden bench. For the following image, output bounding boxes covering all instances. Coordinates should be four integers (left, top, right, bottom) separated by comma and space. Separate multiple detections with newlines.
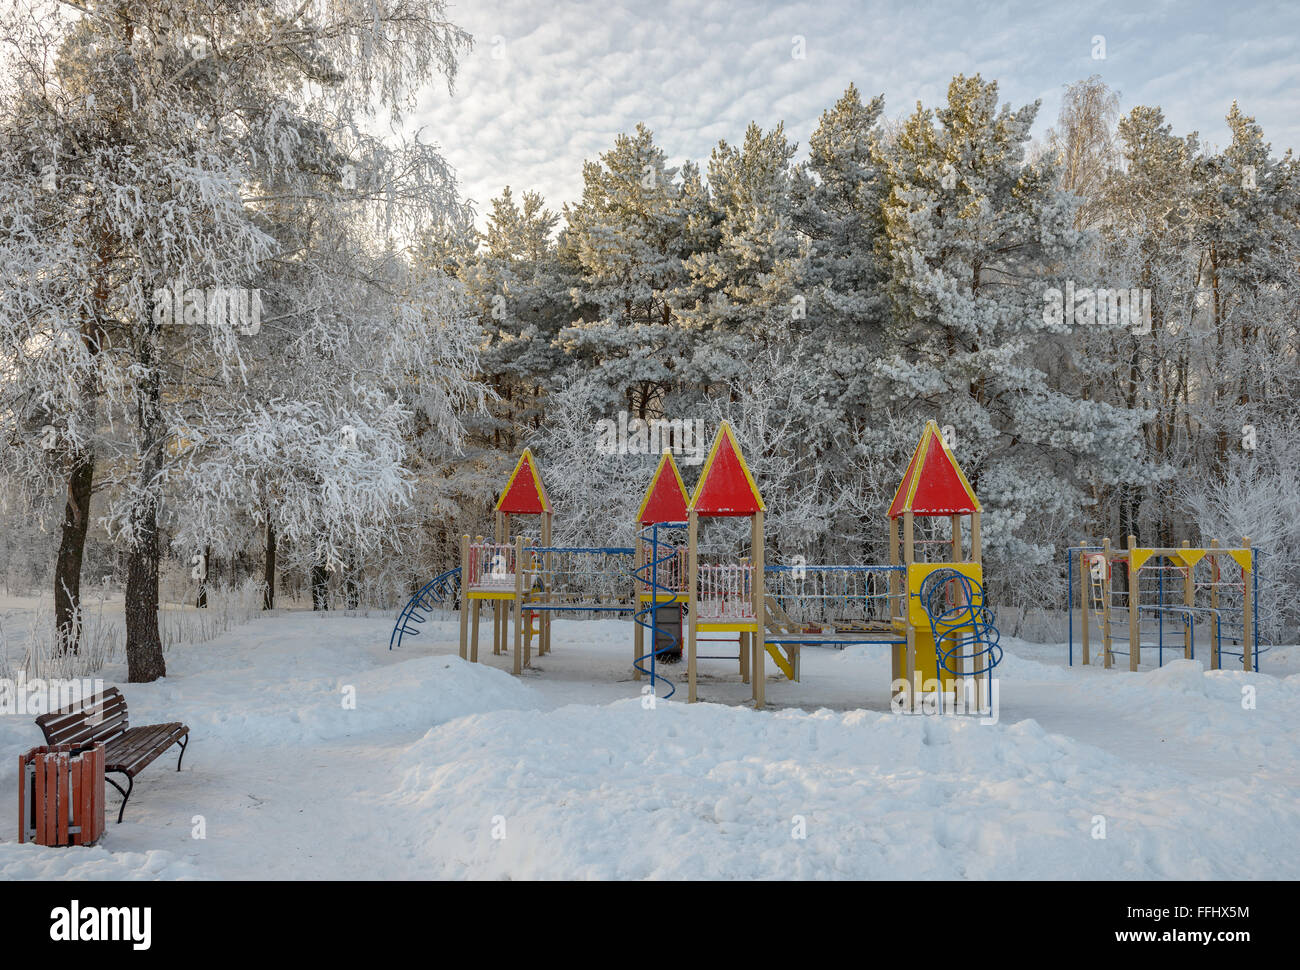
35, 688, 189, 823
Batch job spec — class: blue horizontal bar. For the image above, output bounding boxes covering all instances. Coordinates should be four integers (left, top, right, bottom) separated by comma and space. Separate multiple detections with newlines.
767, 637, 905, 646
525, 604, 636, 613
759, 564, 904, 569
531, 546, 634, 555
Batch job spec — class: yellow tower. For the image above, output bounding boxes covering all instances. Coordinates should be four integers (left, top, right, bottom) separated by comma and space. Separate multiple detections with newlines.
888, 422, 986, 705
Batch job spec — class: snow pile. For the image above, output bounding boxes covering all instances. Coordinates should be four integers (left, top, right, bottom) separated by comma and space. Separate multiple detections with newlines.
0, 843, 201, 880
166, 652, 539, 750
386, 694, 1291, 879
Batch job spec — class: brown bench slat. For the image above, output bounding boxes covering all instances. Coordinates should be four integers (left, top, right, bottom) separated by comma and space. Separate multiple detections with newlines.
105, 724, 184, 761
106, 725, 188, 776
39, 696, 125, 728
38, 693, 129, 744
43, 713, 129, 747
37, 696, 122, 727
36, 687, 127, 725
106, 724, 186, 763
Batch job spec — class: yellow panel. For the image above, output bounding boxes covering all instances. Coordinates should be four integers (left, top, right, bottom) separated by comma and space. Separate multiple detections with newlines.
697, 621, 759, 632
1170, 550, 1206, 568
639, 592, 685, 603
1228, 550, 1254, 573
765, 644, 795, 679
467, 590, 516, 601
905, 562, 983, 629
1130, 548, 1154, 572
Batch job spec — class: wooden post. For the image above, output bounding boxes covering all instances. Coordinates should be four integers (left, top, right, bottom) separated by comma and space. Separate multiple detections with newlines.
470, 599, 481, 663
458, 534, 470, 660
512, 535, 524, 675
950, 514, 965, 680
1127, 534, 1139, 672
1242, 536, 1253, 673
905, 624, 917, 713
1209, 539, 1221, 670
494, 513, 504, 656
1102, 537, 1112, 668
633, 527, 643, 680
903, 510, 916, 707
970, 511, 982, 564
1079, 541, 1090, 666
1181, 540, 1193, 660
889, 515, 900, 620
541, 513, 552, 657
739, 631, 750, 683
687, 510, 699, 703
752, 510, 766, 709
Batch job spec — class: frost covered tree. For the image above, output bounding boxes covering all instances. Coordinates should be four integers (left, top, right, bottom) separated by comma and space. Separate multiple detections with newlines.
1045, 75, 1121, 231
868, 75, 1156, 591
1190, 104, 1300, 473
678, 122, 812, 385
0, 1, 481, 676
792, 85, 892, 422
526, 379, 651, 546
560, 125, 705, 416
700, 349, 845, 564
0, 23, 107, 648
464, 186, 569, 450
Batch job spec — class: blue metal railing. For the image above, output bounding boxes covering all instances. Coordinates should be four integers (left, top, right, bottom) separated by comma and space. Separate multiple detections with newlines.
631, 522, 687, 699
389, 567, 461, 650
918, 568, 1002, 709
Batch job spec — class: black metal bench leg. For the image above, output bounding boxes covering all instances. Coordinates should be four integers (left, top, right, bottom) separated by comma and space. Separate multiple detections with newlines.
105, 774, 133, 824
176, 735, 188, 772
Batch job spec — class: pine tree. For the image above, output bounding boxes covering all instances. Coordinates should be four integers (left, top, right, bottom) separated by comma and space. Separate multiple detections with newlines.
679, 122, 811, 387
560, 125, 698, 417
870, 75, 1156, 587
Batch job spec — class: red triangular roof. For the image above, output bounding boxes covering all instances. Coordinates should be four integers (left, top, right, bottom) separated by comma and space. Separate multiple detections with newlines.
637, 451, 690, 524
688, 422, 765, 517
888, 420, 981, 518
496, 448, 552, 514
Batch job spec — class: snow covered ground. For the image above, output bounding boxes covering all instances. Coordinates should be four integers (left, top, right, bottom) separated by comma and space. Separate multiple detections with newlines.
2, 607, 1298, 880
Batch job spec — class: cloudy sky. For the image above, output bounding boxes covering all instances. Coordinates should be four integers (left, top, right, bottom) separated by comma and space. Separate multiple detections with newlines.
411, 0, 1299, 220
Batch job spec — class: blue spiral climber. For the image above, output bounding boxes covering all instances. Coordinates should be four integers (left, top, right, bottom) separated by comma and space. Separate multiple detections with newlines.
917, 568, 1003, 682
631, 522, 687, 699
389, 567, 461, 650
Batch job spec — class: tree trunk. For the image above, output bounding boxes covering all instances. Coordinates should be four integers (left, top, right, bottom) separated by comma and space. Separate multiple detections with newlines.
124, 306, 166, 683
53, 300, 104, 653
196, 544, 211, 608
54, 451, 95, 652
125, 501, 166, 682
263, 520, 276, 610
311, 561, 329, 611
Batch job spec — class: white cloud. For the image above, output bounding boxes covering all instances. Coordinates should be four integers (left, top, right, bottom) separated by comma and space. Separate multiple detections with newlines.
413, 0, 1300, 222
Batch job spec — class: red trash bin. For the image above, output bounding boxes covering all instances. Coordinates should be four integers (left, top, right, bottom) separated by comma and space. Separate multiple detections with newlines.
18, 742, 106, 846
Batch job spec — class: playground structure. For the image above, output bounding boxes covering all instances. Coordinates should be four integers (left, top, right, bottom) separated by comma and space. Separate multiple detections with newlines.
456, 449, 641, 674
1066, 537, 1261, 672
885, 421, 1000, 706
400, 419, 1004, 710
